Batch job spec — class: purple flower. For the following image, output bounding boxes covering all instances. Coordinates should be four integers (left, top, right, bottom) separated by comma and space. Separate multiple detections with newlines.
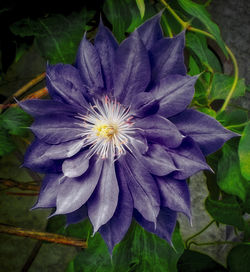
20, 13, 237, 253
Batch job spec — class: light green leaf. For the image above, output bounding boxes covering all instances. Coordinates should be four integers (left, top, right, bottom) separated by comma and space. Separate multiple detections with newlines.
10, 9, 95, 64
177, 0, 227, 56
239, 123, 250, 180
217, 142, 248, 201
227, 244, 250, 272
112, 221, 184, 272
1, 107, 32, 136
205, 195, 245, 230
136, 0, 145, 18
210, 73, 245, 101
188, 55, 201, 76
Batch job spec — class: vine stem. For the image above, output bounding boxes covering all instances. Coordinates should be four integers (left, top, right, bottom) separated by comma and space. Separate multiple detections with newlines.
185, 220, 215, 249
188, 240, 250, 249
0, 223, 87, 248
160, 0, 239, 113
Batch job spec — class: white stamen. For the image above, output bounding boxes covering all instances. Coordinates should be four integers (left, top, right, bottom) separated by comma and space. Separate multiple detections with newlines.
77, 96, 134, 159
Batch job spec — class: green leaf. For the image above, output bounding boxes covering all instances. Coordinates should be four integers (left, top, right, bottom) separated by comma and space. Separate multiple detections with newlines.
217, 142, 248, 201
112, 221, 184, 272
186, 32, 208, 66
136, 0, 145, 18
47, 215, 92, 239
217, 109, 248, 134
205, 195, 245, 230
0, 126, 15, 156
186, 32, 222, 72
227, 244, 250, 272
1, 107, 32, 136
177, 0, 227, 56
66, 232, 112, 272
177, 249, 227, 272
188, 55, 201, 76
210, 73, 245, 101
239, 123, 250, 180
10, 9, 95, 64
197, 107, 216, 118
103, 0, 132, 42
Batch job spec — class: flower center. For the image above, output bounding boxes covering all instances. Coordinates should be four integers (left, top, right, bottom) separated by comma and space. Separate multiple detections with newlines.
77, 96, 134, 159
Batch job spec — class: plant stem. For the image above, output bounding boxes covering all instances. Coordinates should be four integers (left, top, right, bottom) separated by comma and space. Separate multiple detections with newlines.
0, 223, 87, 248
160, 0, 239, 112
225, 122, 248, 129
0, 179, 40, 192
188, 240, 250, 249
160, 0, 188, 29
3, 72, 46, 106
185, 220, 215, 249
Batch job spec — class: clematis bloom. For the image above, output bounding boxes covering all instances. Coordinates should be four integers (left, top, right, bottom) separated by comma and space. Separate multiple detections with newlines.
20, 13, 237, 253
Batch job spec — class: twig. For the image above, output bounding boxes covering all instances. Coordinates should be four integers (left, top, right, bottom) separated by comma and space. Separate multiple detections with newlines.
0, 223, 87, 248
21, 241, 43, 272
3, 72, 46, 105
0, 179, 40, 192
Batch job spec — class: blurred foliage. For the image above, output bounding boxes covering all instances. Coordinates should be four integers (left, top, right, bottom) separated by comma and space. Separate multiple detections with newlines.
0, 0, 250, 271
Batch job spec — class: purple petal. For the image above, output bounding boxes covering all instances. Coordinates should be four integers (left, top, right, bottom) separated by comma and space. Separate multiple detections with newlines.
119, 153, 160, 224
142, 144, 177, 176
134, 207, 177, 244
168, 137, 211, 179
66, 205, 88, 226
19, 99, 77, 117
130, 92, 159, 118
150, 31, 186, 83
31, 114, 84, 144
113, 32, 151, 104
99, 164, 133, 254
46, 64, 88, 109
32, 174, 62, 209
169, 109, 239, 155
62, 149, 89, 178
134, 114, 183, 148
157, 177, 191, 219
151, 75, 197, 118
55, 158, 103, 215
76, 34, 104, 90
130, 132, 148, 154
23, 139, 62, 173
136, 12, 163, 51
88, 159, 119, 233
95, 18, 118, 92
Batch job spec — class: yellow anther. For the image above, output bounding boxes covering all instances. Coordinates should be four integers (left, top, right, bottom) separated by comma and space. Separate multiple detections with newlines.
93, 123, 117, 139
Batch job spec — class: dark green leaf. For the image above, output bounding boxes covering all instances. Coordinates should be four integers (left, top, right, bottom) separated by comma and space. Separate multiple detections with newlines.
210, 74, 245, 101
103, 0, 132, 42
177, 0, 227, 56
136, 0, 145, 18
188, 55, 201, 76
238, 123, 250, 180
217, 109, 248, 134
10, 9, 95, 64
177, 249, 227, 272
1, 107, 32, 136
227, 244, 250, 272
186, 32, 222, 72
186, 32, 209, 66
205, 195, 245, 230
47, 215, 92, 239
217, 142, 248, 201
0, 127, 15, 156
66, 232, 112, 272
112, 221, 184, 272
